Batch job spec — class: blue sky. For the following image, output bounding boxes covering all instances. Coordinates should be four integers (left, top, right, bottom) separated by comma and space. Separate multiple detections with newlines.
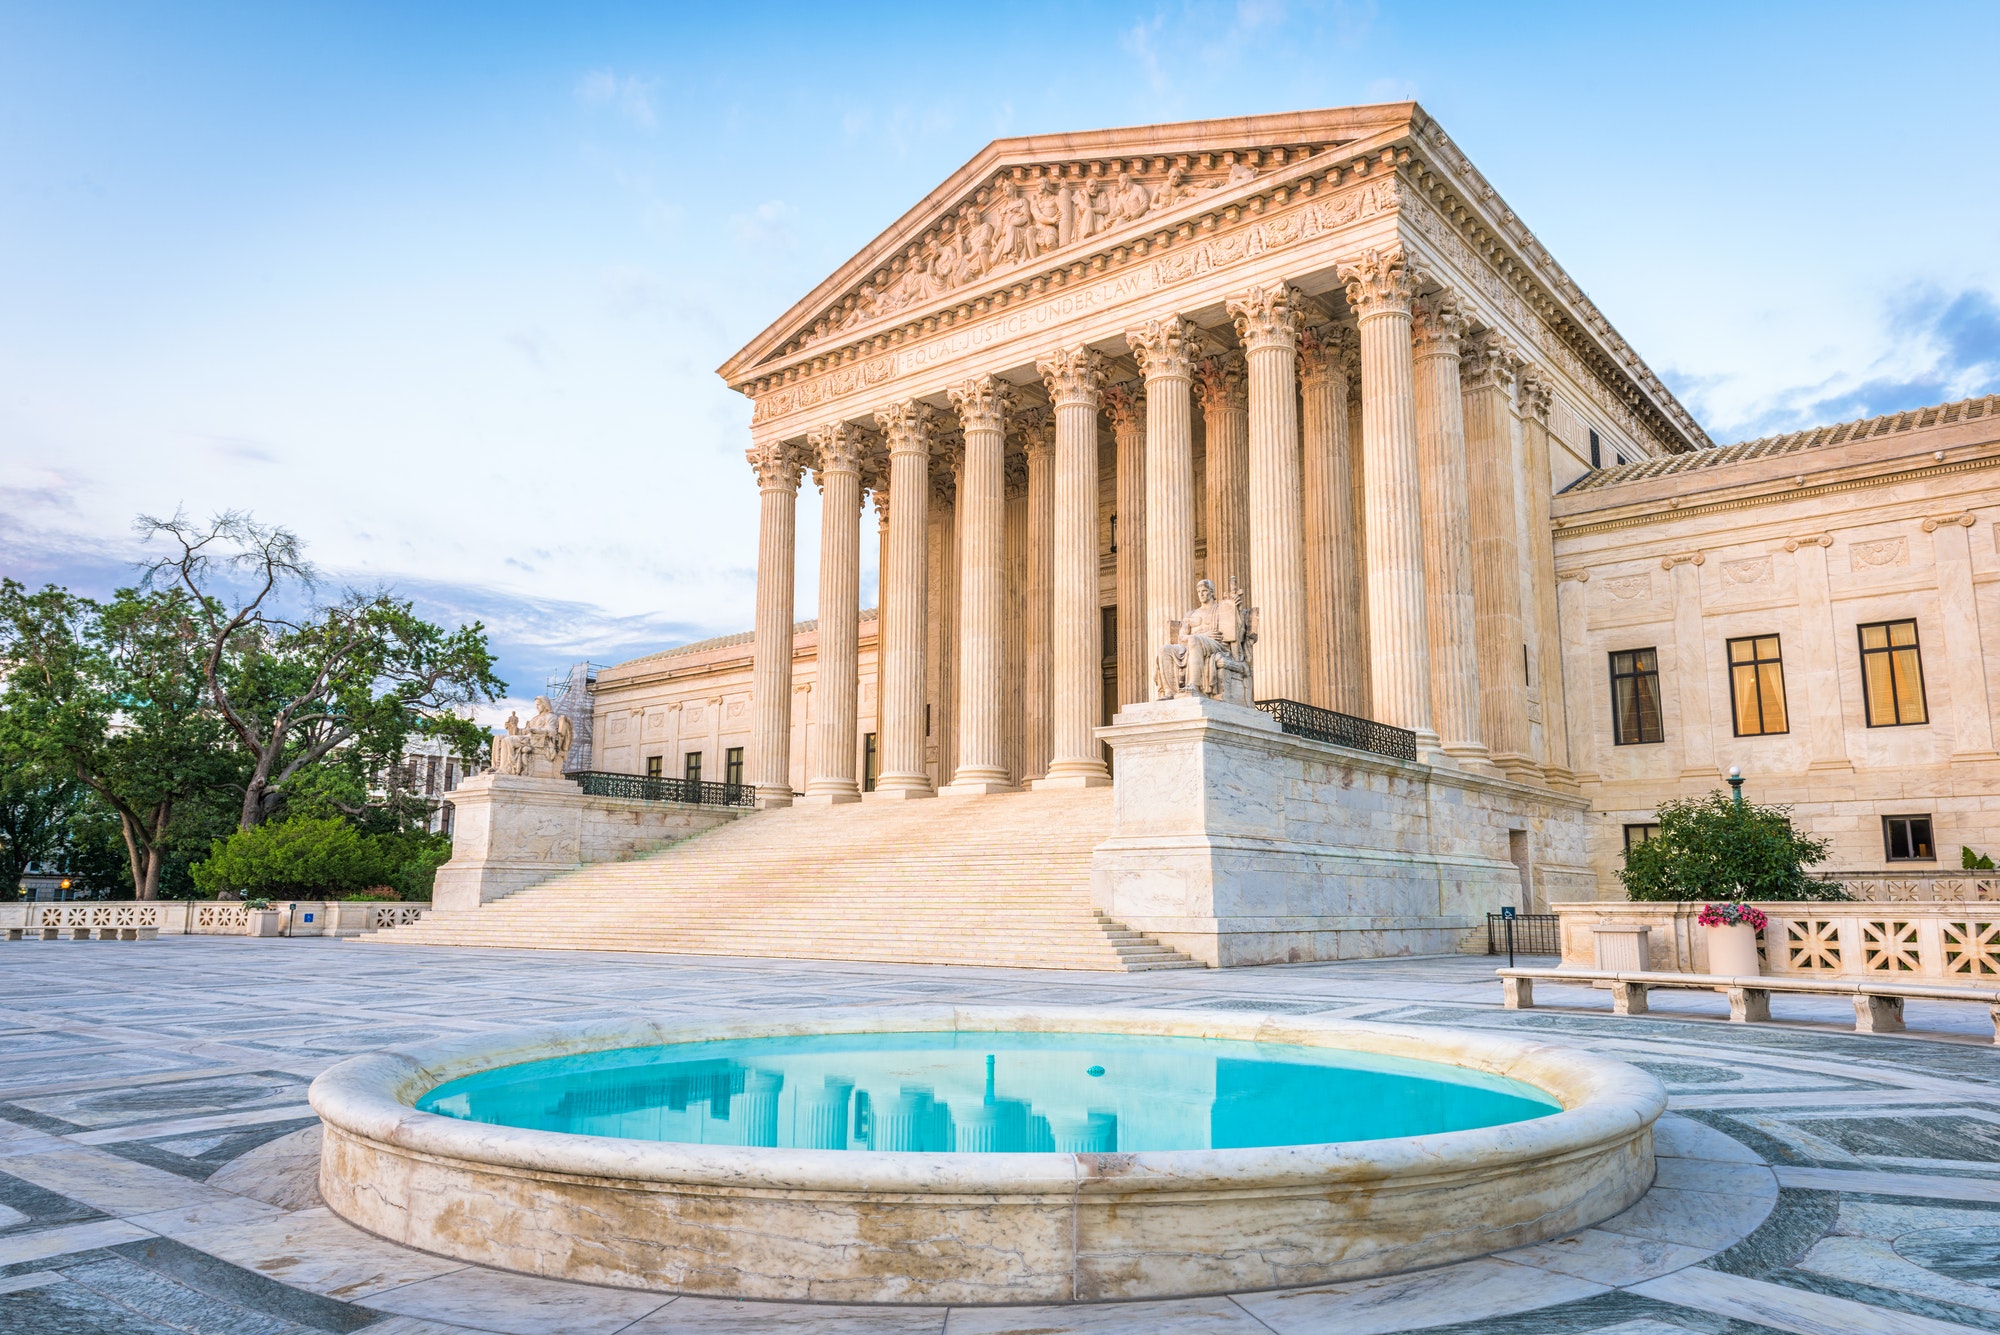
3, 1, 1997, 712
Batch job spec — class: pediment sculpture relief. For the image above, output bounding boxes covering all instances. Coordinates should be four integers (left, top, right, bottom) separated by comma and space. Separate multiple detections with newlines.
1156, 578, 1257, 706
492, 696, 574, 779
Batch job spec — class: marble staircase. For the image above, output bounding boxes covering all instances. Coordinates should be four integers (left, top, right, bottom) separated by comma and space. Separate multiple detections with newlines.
375, 787, 1200, 970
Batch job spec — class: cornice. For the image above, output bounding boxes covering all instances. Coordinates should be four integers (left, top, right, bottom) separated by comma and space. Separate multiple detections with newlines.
1552, 451, 2000, 541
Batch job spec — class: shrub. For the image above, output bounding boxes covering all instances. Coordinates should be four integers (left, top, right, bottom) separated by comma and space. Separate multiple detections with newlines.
192, 817, 384, 899
1620, 792, 1846, 903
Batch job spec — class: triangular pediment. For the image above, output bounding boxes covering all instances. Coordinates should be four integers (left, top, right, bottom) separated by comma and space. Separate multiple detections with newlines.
718, 104, 1419, 387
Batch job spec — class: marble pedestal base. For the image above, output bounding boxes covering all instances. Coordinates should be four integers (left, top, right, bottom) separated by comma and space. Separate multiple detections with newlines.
432, 773, 743, 912
1091, 695, 1594, 967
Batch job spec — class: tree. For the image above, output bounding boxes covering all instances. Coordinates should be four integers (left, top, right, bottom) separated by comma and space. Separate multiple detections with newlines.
1620, 791, 1847, 902
192, 816, 385, 898
138, 510, 503, 831
0, 581, 233, 898
0, 765, 82, 901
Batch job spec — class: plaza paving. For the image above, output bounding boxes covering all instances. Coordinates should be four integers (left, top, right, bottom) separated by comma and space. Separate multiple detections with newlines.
2, 938, 1999, 1333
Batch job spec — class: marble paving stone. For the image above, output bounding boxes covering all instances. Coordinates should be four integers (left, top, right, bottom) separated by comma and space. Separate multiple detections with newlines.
58, 1252, 309, 1335
0, 1267, 61, 1294
0, 1215, 153, 1266
940, 1295, 1266, 1332
206, 1124, 325, 1210
360, 1266, 674, 1335
107, 1234, 384, 1333
0, 1200, 27, 1229
70, 1102, 319, 1146
1651, 1156, 1780, 1197
177, 1204, 471, 1301
1631, 1267, 1981, 1334
1595, 1185, 1778, 1252
1778, 1166, 2000, 1203
1799, 1233, 2000, 1315
0, 1271, 208, 1334
15, 1070, 309, 1129
127, 1193, 291, 1240
3, 1143, 237, 1215
363, 1318, 495, 1334
1230, 1257, 1608, 1334
1651, 1113, 1769, 1165
632, 1295, 948, 1331
1497, 1227, 1713, 1286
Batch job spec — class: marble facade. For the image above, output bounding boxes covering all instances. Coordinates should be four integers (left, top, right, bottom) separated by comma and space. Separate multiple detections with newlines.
570, 102, 2000, 925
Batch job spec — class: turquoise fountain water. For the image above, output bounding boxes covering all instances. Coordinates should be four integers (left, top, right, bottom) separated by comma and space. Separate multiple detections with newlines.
417, 1029, 1560, 1152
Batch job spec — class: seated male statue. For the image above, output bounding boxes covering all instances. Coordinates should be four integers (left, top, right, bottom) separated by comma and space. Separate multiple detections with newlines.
1155, 578, 1252, 703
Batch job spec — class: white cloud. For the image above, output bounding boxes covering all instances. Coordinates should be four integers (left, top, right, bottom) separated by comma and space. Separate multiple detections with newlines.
574, 67, 659, 130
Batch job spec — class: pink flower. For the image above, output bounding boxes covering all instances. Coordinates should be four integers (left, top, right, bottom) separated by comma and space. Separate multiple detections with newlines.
1699, 902, 1767, 930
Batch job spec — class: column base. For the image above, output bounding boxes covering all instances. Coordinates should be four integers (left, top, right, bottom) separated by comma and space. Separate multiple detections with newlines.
753, 786, 794, 810
939, 771, 1017, 797
1036, 763, 1112, 790
797, 785, 863, 806
1439, 744, 1504, 778
866, 779, 936, 801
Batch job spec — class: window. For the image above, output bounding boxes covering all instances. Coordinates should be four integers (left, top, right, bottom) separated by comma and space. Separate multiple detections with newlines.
1860, 619, 1928, 726
1610, 649, 1664, 745
1884, 815, 1935, 862
724, 747, 744, 787
1589, 429, 1601, 469
863, 732, 878, 792
1623, 823, 1660, 851
684, 752, 702, 785
1727, 635, 1789, 736
645, 755, 662, 779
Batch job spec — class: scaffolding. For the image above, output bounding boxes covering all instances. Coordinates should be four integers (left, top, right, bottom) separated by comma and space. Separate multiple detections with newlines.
546, 661, 601, 775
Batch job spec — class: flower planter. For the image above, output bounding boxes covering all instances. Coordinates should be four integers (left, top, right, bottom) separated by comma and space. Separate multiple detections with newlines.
1704, 922, 1760, 976
246, 910, 283, 938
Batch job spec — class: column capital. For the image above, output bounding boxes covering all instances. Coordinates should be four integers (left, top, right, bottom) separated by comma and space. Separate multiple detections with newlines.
1035, 345, 1107, 408
930, 430, 965, 503
1010, 405, 1055, 461
1102, 379, 1146, 433
1195, 349, 1247, 415
947, 374, 1012, 434
1126, 315, 1204, 381
1518, 364, 1553, 422
806, 420, 869, 478
874, 399, 933, 455
1336, 246, 1418, 320
746, 440, 803, 492
1003, 449, 1030, 500
1297, 324, 1352, 388
1460, 328, 1520, 392
1227, 282, 1305, 352
1411, 289, 1470, 359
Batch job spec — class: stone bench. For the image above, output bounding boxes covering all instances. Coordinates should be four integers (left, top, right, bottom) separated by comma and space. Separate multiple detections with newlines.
7, 926, 158, 941
1498, 966, 2000, 1042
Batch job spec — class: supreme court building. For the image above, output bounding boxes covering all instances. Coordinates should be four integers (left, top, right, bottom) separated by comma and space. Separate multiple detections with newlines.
552, 102, 2000, 959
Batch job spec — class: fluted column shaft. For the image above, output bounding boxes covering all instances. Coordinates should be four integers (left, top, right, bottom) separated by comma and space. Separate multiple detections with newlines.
1339, 248, 1435, 746
746, 441, 801, 805
1002, 458, 1028, 784
1411, 292, 1486, 766
1037, 346, 1111, 787
802, 424, 865, 803
1300, 325, 1363, 714
1230, 283, 1308, 705
943, 377, 1012, 794
1105, 381, 1147, 708
1521, 371, 1575, 788
1022, 426, 1054, 781
1346, 349, 1370, 717
1462, 335, 1535, 780
871, 401, 934, 798
1129, 317, 1200, 699
1196, 352, 1249, 599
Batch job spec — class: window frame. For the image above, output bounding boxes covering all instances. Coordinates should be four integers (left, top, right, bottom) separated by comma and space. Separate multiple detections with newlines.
1858, 618, 1929, 728
1608, 648, 1665, 746
1726, 633, 1790, 737
1883, 814, 1936, 862
863, 732, 878, 793
683, 751, 703, 785
1623, 822, 1661, 851
724, 747, 744, 787
644, 755, 662, 779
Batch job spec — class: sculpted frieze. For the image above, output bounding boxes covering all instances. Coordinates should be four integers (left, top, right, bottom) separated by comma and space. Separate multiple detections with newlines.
752, 353, 897, 425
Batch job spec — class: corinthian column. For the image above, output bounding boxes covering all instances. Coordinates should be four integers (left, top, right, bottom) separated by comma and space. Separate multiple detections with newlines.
1411, 290, 1489, 770
1035, 345, 1111, 788
1461, 331, 1535, 781
1299, 323, 1363, 714
942, 376, 1013, 795
1520, 369, 1574, 788
1196, 351, 1249, 599
1104, 380, 1147, 708
870, 400, 934, 799
1019, 414, 1055, 782
746, 439, 802, 806
801, 422, 866, 803
1127, 316, 1201, 696
1338, 247, 1435, 748
1229, 282, 1308, 705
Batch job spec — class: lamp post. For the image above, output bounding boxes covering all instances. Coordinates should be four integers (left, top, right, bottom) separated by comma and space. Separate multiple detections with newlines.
1727, 765, 1745, 807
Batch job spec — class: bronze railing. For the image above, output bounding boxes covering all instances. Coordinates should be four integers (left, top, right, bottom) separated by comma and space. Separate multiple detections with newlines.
566, 771, 757, 808
1253, 698, 1419, 762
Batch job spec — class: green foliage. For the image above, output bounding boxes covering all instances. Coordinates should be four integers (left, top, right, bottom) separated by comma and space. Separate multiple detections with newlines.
192, 816, 384, 898
1964, 846, 1996, 871
372, 828, 452, 899
1619, 791, 1847, 903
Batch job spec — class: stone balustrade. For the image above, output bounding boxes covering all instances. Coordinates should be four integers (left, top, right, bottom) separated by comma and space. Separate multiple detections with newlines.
2, 900, 429, 939
1553, 899, 2000, 982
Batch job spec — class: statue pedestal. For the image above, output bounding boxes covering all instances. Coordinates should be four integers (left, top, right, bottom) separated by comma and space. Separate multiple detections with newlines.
432, 772, 745, 913
1091, 695, 1593, 967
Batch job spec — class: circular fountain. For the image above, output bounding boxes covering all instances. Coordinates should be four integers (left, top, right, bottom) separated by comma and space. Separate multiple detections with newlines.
310, 1006, 1664, 1303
